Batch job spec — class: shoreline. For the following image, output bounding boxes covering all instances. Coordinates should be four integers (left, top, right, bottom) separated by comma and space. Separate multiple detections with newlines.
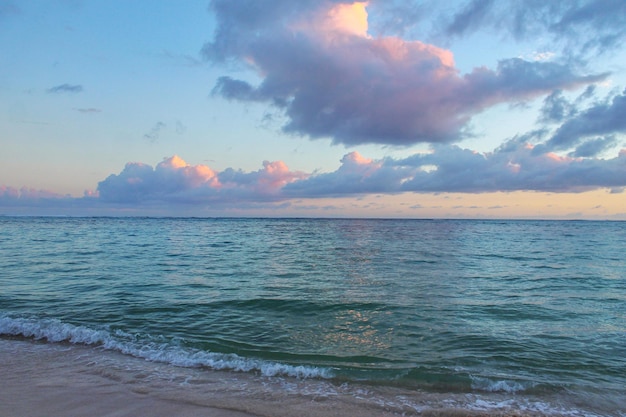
0, 338, 257, 417
0, 338, 605, 417
0, 338, 417, 417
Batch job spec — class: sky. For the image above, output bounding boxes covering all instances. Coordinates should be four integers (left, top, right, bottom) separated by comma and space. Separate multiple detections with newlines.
1, 0, 626, 219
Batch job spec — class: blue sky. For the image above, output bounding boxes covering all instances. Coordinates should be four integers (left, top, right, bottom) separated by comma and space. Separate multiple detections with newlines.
1, 0, 625, 218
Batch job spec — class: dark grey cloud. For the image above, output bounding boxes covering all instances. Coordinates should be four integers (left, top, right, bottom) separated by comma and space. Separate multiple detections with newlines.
47, 83, 83, 94
440, 0, 626, 57
569, 136, 619, 158
445, 0, 494, 37
536, 88, 626, 153
552, 0, 626, 56
538, 85, 598, 125
204, 1, 605, 147
538, 90, 575, 124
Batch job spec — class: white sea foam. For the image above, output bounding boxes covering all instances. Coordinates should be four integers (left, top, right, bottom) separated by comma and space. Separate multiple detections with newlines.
1, 315, 614, 417
463, 396, 607, 417
470, 375, 529, 393
0, 314, 332, 379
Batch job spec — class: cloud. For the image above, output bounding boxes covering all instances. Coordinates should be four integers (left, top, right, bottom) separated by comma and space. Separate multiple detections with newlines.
0, 186, 69, 200
96, 155, 307, 205
400, 144, 626, 193
76, 108, 102, 113
205, 1, 606, 147
445, 0, 493, 37
569, 136, 618, 158
175, 120, 187, 134
0, 185, 107, 215
278, 152, 406, 196
538, 90, 576, 124
538, 86, 597, 125
0, 186, 83, 212
439, 0, 626, 57
93, 144, 626, 205
3, 145, 625, 215
285, 144, 626, 196
144, 121, 167, 142
47, 84, 83, 94
535, 88, 626, 154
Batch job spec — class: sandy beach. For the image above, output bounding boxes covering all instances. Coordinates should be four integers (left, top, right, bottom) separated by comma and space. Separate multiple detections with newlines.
0, 338, 567, 417
0, 338, 424, 417
0, 338, 259, 417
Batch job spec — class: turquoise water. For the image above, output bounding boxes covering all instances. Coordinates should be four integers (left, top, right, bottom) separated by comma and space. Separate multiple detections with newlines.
1, 217, 625, 415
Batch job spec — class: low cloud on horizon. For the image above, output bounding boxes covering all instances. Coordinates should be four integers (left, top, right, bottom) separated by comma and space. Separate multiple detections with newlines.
2, 141, 624, 214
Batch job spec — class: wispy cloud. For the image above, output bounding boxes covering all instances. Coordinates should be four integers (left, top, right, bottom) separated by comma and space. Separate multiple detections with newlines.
143, 120, 187, 142
143, 121, 167, 143
569, 136, 619, 158
534, 88, 626, 155
47, 83, 83, 94
435, 0, 626, 57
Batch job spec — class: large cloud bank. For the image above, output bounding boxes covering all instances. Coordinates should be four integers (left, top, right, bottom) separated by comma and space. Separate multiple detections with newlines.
5, 144, 623, 211
204, 0, 609, 146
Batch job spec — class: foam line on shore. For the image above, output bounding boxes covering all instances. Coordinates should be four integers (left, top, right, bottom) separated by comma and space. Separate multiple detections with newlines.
0, 314, 331, 379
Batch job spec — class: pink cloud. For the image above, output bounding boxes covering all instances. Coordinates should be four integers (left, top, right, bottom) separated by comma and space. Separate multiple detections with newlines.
2, 144, 625, 214
97, 155, 307, 204
156, 156, 220, 188
206, 0, 606, 146
90, 142, 626, 207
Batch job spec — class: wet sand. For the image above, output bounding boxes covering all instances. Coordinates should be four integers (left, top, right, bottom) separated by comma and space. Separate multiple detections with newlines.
0, 339, 257, 417
0, 338, 578, 417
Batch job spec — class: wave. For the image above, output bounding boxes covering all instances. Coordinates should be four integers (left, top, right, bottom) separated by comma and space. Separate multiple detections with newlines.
469, 375, 531, 393
0, 314, 546, 395
0, 314, 332, 379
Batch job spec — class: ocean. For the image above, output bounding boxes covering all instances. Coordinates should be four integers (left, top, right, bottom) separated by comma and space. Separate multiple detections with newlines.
1, 217, 625, 416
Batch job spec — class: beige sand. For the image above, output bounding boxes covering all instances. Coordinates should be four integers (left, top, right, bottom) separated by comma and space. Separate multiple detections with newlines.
0, 339, 257, 417
1, 338, 564, 417
0, 339, 412, 417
